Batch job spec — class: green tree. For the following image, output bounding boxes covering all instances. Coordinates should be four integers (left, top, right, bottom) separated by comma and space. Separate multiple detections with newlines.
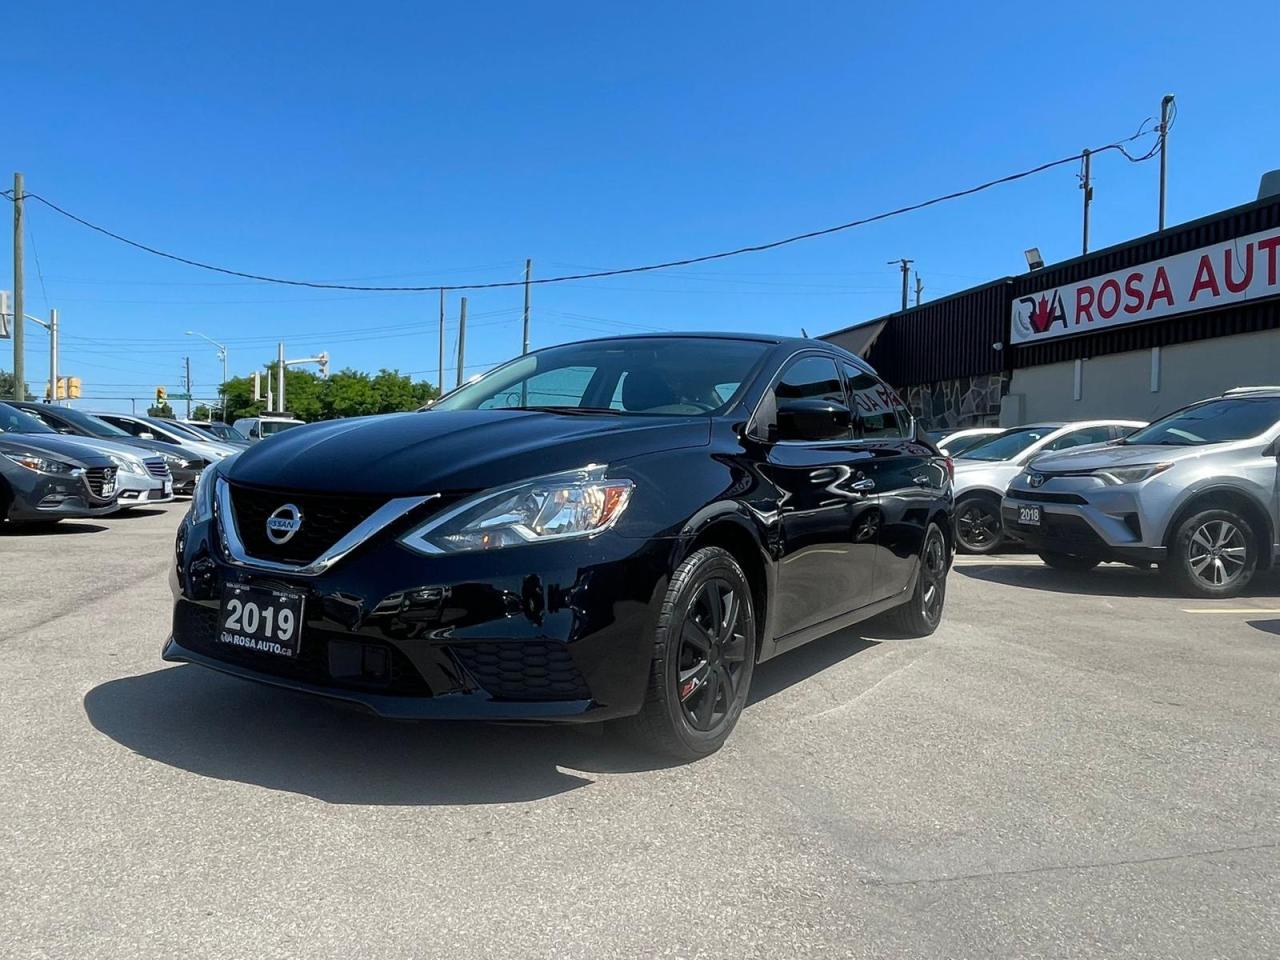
192, 404, 212, 421
0, 370, 31, 400
148, 402, 175, 418
219, 365, 441, 423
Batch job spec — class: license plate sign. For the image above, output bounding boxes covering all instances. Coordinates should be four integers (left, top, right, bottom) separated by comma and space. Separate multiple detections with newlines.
1018, 505, 1042, 526
218, 584, 304, 659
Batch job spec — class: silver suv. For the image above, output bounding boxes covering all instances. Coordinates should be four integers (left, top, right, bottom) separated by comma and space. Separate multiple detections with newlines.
1003, 388, 1280, 597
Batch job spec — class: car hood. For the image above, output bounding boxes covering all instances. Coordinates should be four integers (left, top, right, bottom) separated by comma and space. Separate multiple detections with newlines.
951, 458, 1024, 494
1029, 442, 1221, 473
225, 410, 712, 495
0, 433, 115, 468
108, 436, 207, 462
39, 435, 165, 462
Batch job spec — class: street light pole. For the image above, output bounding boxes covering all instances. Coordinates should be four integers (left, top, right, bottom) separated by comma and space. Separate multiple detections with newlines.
186, 330, 228, 420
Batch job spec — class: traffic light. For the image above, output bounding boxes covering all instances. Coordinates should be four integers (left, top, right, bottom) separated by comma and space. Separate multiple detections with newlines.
156, 386, 167, 404
67, 377, 82, 399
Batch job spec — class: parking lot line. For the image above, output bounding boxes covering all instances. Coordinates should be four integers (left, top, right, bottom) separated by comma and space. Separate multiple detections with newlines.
1181, 608, 1280, 615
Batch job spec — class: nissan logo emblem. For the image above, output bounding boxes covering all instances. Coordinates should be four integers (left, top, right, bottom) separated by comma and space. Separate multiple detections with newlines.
1028, 472, 1046, 488
266, 504, 304, 545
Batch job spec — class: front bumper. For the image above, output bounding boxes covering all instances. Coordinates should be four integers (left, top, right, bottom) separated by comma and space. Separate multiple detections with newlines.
1002, 482, 1165, 565
166, 512, 672, 721
4, 469, 120, 521
171, 467, 202, 496
116, 473, 175, 507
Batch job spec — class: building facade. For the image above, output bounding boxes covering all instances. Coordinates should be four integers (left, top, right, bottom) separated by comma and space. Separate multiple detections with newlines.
824, 194, 1280, 430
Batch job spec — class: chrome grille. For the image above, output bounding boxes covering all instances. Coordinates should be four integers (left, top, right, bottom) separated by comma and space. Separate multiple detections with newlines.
145, 458, 171, 480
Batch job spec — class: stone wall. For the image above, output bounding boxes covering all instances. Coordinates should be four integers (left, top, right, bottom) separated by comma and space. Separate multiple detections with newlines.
903, 372, 1008, 431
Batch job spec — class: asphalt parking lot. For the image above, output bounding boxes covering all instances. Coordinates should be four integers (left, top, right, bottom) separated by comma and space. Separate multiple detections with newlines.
3, 504, 1279, 959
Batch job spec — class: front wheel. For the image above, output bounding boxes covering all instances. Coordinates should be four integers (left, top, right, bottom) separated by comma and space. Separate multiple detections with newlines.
955, 496, 1004, 554
1161, 508, 1257, 598
617, 546, 757, 760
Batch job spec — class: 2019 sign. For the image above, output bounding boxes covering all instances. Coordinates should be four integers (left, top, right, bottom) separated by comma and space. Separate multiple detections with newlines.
1011, 227, 1280, 345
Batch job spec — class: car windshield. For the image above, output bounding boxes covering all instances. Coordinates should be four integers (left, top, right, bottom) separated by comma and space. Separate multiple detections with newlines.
1122, 396, 1280, 446
158, 419, 216, 442
0, 402, 58, 435
45, 406, 133, 439
431, 337, 770, 415
943, 431, 1003, 456
960, 426, 1055, 461
209, 423, 247, 440
260, 420, 303, 436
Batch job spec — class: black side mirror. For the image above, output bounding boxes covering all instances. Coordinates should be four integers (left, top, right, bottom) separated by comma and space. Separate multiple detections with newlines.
776, 398, 852, 442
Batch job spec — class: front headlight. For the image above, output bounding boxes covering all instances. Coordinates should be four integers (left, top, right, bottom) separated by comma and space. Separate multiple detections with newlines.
189, 464, 218, 523
399, 465, 635, 555
1, 448, 78, 475
1090, 462, 1174, 486
109, 453, 147, 476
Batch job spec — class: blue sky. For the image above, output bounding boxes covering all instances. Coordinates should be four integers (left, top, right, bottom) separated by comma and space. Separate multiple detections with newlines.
5, 1, 1278, 411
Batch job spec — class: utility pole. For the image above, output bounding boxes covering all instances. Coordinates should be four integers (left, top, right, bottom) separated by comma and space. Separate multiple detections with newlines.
522, 258, 532, 355
1080, 148, 1093, 255
438, 289, 445, 396
1158, 94, 1175, 231
184, 356, 192, 418
888, 259, 913, 312
12, 173, 24, 400
914, 273, 923, 307
456, 297, 467, 388
277, 342, 286, 413
48, 309, 58, 406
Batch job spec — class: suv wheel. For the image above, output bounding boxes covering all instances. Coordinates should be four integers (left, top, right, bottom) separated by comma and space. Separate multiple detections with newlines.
617, 547, 757, 760
956, 496, 1004, 554
1163, 508, 1257, 598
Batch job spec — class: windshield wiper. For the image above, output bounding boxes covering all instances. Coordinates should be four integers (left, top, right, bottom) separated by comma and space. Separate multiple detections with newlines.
506, 405, 626, 416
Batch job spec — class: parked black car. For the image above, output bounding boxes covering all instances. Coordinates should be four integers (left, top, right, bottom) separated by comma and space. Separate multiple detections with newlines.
0, 403, 120, 526
167, 334, 954, 757
11, 401, 208, 496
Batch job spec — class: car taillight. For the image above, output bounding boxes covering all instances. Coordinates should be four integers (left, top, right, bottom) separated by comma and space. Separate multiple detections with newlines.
944, 457, 954, 483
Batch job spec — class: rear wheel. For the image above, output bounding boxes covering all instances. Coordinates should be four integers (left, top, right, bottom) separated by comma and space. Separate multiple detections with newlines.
617, 546, 757, 760
1038, 551, 1100, 572
955, 496, 1004, 554
1162, 508, 1256, 598
880, 522, 949, 637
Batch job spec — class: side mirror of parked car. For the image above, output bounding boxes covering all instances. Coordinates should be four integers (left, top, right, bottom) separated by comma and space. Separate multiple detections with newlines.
776, 398, 853, 442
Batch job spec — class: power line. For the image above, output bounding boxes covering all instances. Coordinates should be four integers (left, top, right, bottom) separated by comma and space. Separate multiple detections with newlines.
2, 120, 1162, 294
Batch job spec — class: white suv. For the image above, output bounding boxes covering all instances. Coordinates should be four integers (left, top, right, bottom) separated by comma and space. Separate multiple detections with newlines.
232, 416, 305, 442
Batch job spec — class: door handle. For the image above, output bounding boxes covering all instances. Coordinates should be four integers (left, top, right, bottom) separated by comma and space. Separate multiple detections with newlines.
851, 478, 875, 492
911, 475, 932, 486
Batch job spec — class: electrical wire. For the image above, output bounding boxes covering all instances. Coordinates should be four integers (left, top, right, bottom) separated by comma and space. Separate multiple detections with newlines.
1, 120, 1163, 294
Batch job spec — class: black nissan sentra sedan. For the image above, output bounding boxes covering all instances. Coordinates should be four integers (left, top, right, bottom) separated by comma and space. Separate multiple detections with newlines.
166, 334, 954, 757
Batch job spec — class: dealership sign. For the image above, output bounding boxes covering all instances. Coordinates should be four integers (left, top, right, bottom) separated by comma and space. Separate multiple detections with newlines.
1011, 227, 1280, 345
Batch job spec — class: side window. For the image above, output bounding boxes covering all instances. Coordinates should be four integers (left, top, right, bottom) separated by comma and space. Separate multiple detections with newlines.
764, 355, 849, 441
843, 364, 904, 440
478, 365, 597, 410
106, 417, 144, 437
1044, 425, 1113, 452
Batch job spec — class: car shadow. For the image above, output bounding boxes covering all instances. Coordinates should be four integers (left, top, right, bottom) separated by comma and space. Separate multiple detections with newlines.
0, 521, 109, 536
956, 563, 1280, 599
84, 634, 877, 806
113, 507, 169, 519
1248, 619, 1280, 637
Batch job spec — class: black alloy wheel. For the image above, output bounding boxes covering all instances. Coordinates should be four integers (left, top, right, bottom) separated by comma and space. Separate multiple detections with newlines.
955, 497, 1003, 554
676, 578, 750, 732
618, 546, 757, 760
880, 521, 949, 637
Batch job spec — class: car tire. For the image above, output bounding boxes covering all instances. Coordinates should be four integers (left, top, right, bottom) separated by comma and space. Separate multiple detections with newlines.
616, 546, 757, 761
1161, 508, 1257, 599
1038, 551, 1100, 572
955, 495, 1004, 554
880, 522, 949, 638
